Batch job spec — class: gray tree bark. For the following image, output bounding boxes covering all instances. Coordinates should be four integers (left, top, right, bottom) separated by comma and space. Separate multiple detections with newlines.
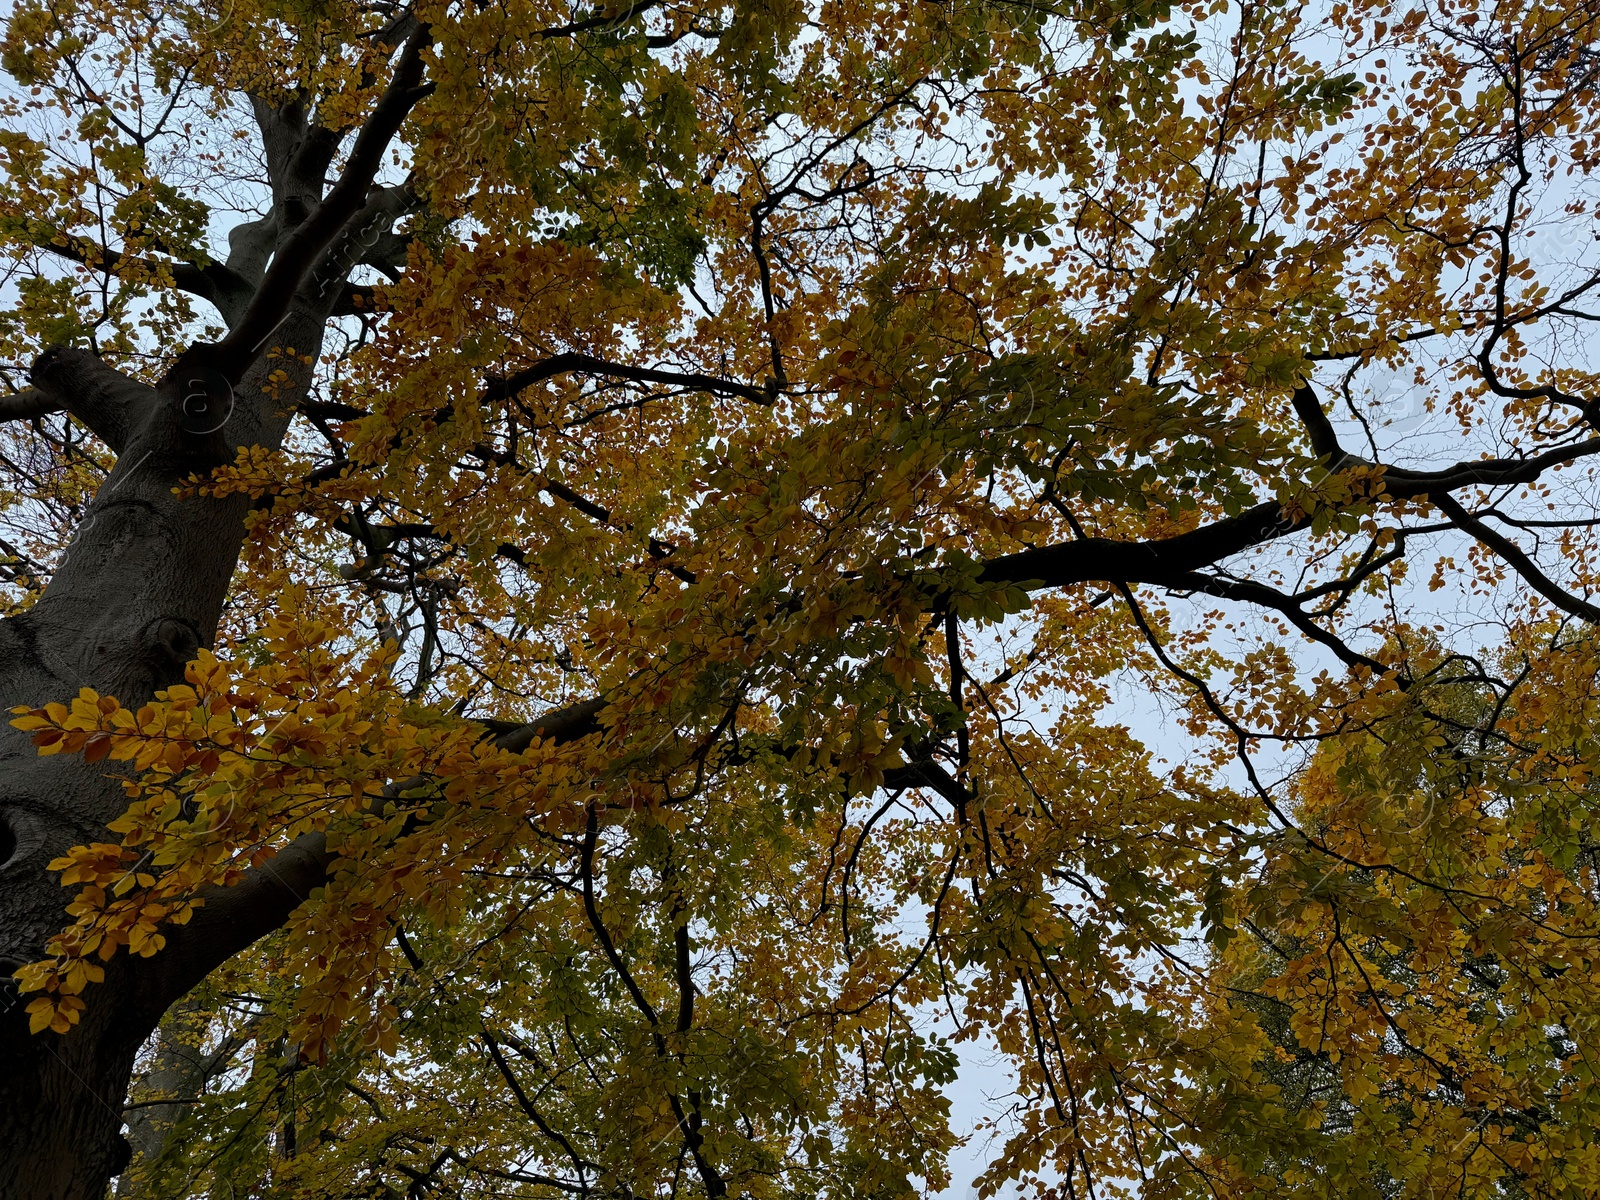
0, 22, 434, 1191
0, 312, 326, 1198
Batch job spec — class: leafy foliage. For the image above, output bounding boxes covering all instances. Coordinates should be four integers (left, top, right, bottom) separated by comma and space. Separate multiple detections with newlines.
4, 0, 1600, 1194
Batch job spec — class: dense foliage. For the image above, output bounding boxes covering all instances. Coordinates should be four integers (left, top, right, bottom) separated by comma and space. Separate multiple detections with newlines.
3, 0, 1600, 1194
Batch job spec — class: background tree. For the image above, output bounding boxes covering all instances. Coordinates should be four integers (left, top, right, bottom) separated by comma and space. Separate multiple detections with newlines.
1, 0, 1600, 1196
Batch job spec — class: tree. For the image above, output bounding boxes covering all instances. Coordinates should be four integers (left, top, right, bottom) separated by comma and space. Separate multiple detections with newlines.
1, 0, 1600, 1193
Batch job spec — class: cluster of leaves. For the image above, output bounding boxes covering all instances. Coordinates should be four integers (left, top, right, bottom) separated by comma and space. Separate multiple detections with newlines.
3, 0, 1600, 1194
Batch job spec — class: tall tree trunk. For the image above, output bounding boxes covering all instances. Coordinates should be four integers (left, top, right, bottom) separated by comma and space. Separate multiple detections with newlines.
0, 969, 149, 1198
0, 313, 325, 1199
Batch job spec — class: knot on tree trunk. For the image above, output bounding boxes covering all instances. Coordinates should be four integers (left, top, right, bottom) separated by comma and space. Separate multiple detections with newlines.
145, 618, 202, 685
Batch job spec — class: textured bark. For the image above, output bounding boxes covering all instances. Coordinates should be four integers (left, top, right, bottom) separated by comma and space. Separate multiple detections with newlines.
0, 31, 435, 1189
0, 311, 326, 1200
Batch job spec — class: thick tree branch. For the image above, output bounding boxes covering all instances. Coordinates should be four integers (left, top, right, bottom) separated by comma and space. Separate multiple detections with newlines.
27, 226, 255, 326
161, 692, 610, 1000
0, 388, 63, 424
983, 437, 1600, 594
1431, 493, 1600, 623
979, 500, 1298, 592
201, 26, 432, 382
250, 94, 324, 221
486, 352, 773, 407
26, 346, 158, 453
299, 184, 420, 314
1384, 437, 1600, 495
1291, 381, 1347, 463
484, 697, 608, 752
224, 212, 279, 287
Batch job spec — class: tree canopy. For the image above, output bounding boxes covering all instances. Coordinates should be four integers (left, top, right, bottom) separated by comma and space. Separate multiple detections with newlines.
2, 0, 1600, 1194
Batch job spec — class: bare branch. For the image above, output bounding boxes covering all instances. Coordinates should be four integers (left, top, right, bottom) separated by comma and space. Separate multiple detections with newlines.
0, 388, 63, 424
486, 352, 773, 407
981, 438, 1600, 594
1166, 570, 1387, 672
